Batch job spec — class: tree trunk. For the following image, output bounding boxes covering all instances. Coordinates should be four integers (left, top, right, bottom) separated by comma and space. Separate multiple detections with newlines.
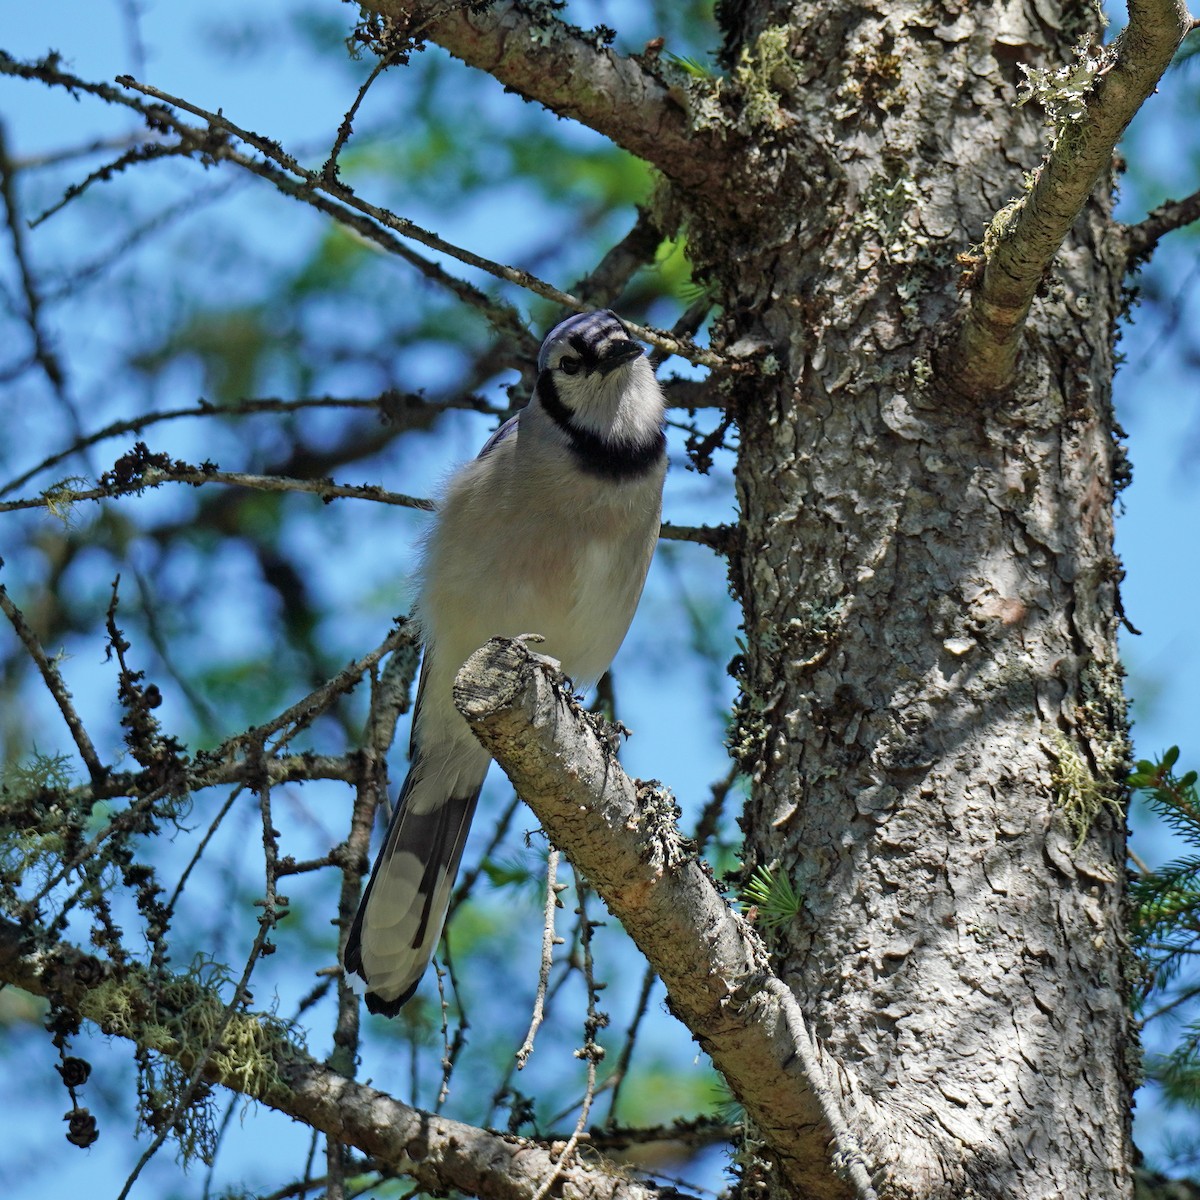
704, 2, 1136, 1196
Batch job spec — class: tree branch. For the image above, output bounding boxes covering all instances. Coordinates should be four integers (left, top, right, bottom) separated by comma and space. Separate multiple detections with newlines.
940, 0, 1191, 396
0, 915, 696, 1200
359, 1, 726, 194
1124, 184, 1200, 265
0, 52, 726, 370
452, 637, 882, 1200
0, 580, 107, 785
0, 462, 434, 516
0, 393, 504, 499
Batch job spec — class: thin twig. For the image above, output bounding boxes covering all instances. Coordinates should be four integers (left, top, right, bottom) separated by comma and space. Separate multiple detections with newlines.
446, 792, 523, 916
572, 208, 664, 308
11, 132, 148, 170
516, 848, 563, 1068
531, 880, 605, 1200
238, 623, 414, 751
603, 964, 656, 1127
165, 785, 244, 917
0, 391, 499, 498
0, 119, 84, 439
0, 464, 434, 516
695, 764, 741, 855
114, 72, 725, 368
659, 522, 736, 552
323, 50, 396, 182
1142, 979, 1200, 1025
0, 581, 107, 783
1125, 184, 1200, 265
0, 54, 730, 369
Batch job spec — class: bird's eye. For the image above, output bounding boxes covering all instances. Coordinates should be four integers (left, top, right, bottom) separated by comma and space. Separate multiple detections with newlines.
559, 355, 582, 376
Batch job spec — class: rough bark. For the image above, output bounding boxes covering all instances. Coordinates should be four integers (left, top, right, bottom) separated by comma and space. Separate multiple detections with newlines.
697, 2, 1144, 1197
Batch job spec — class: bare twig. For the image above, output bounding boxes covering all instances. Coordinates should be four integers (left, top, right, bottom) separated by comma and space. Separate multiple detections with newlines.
0, 391, 500, 498
603, 964, 656, 1127
516, 848, 564, 1069
0, 580, 107, 783
11, 132, 149, 170
447, 792, 523, 916
0, 52, 730, 368
659, 522, 737, 552
236, 622, 414, 752
530, 880, 605, 1200
0, 120, 83, 437
165, 785, 244, 916
572, 208, 665, 308
1124, 185, 1200, 265
0, 463, 434, 516
112, 72, 724, 368
323, 49, 398, 182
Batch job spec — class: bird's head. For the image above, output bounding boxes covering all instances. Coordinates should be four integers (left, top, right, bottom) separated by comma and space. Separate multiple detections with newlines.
534, 310, 660, 445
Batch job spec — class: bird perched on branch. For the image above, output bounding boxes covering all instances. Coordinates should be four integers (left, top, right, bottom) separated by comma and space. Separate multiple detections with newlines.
344, 310, 668, 1014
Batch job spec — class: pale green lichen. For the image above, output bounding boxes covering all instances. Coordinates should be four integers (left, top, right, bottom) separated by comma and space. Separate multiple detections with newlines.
728, 691, 770, 771
733, 25, 797, 130
1049, 731, 1123, 847
853, 169, 926, 265
1017, 36, 1114, 152
834, 42, 905, 120
78, 957, 303, 1166
783, 599, 847, 668
2, 748, 75, 794
42, 475, 89, 524
982, 197, 1024, 254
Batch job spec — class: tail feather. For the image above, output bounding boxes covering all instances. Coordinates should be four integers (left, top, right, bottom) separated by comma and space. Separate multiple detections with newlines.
345, 761, 483, 1015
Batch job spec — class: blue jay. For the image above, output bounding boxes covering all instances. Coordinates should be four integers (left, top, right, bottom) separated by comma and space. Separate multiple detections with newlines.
344, 310, 667, 1014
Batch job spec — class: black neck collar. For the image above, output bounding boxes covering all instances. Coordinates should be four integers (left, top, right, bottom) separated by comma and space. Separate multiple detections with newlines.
536, 374, 665, 481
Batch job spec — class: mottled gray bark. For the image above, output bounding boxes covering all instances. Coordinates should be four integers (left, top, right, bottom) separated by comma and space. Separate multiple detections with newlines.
704, 3, 1156, 1198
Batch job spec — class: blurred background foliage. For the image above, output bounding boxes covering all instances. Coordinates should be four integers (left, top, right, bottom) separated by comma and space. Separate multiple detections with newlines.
0, 2, 1198, 1197
0, 3, 742, 1197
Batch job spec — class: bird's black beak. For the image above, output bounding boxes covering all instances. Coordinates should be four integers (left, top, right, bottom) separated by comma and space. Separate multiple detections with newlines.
595, 339, 644, 376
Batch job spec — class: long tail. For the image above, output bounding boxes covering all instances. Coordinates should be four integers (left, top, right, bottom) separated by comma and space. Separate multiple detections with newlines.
344, 756, 485, 1015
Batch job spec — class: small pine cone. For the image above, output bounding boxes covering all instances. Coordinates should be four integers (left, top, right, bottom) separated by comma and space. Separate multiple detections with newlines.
64, 1107, 99, 1149
57, 1056, 92, 1088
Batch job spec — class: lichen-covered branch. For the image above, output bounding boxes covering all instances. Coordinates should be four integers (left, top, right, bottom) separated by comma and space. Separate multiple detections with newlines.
941, 0, 1191, 396
453, 637, 883, 1200
359, 1, 726, 194
0, 462, 434, 516
0, 916, 693, 1200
